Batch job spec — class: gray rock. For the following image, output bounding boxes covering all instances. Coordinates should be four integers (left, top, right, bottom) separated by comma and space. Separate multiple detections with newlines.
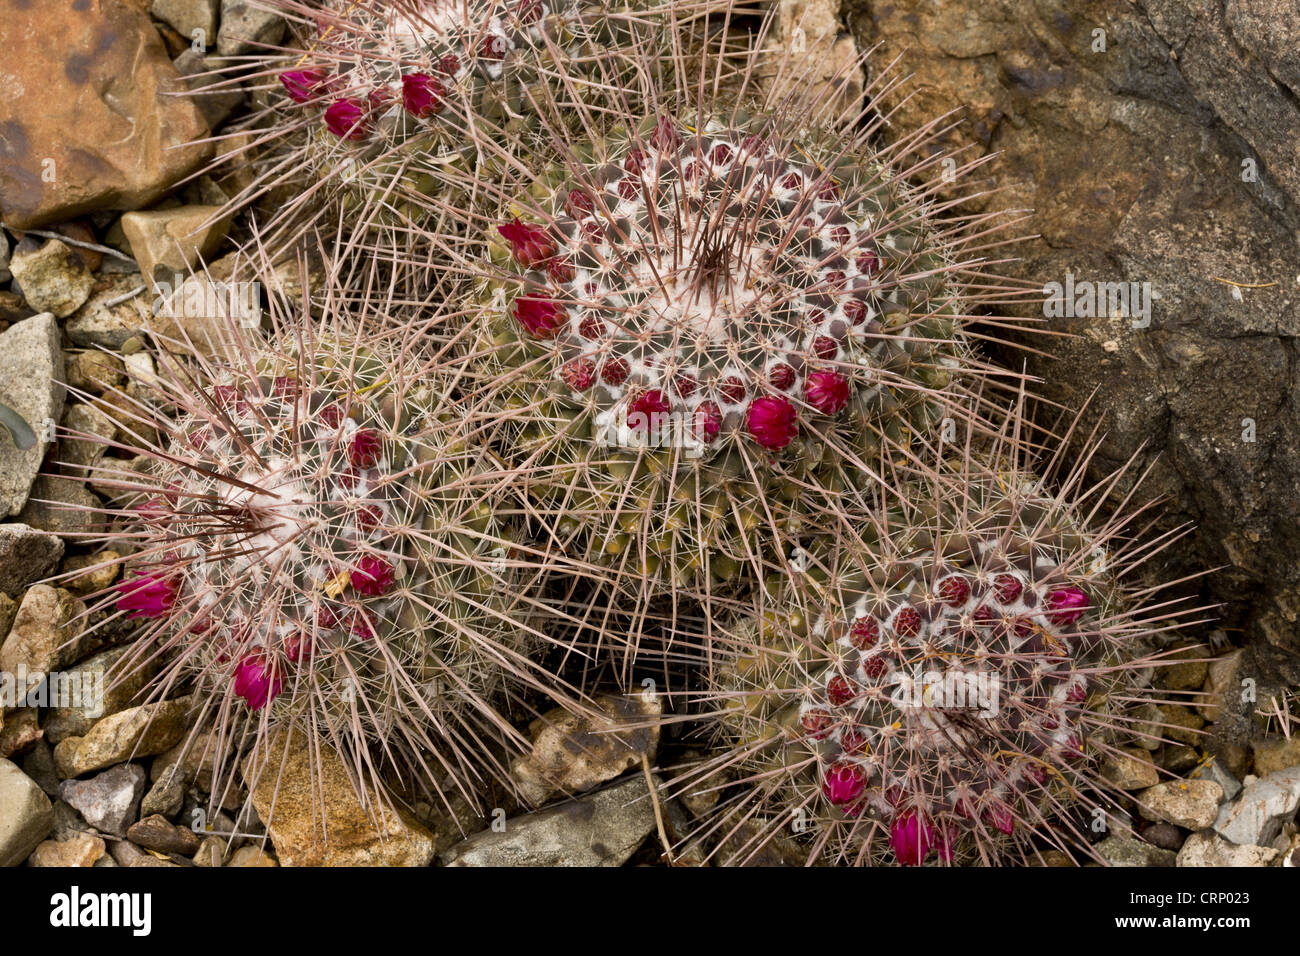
0, 313, 65, 515
20, 739, 60, 798
0, 523, 63, 596
1178, 831, 1279, 867
0, 757, 55, 866
1189, 755, 1243, 801
17, 475, 103, 536
0, 586, 89, 698
43, 645, 158, 745
8, 240, 93, 318
127, 813, 201, 856
0, 231, 9, 283
66, 276, 150, 351
139, 772, 185, 820
152, 0, 220, 41
1101, 747, 1160, 791
1213, 765, 1300, 846
173, 49, 244, 128
55, 404, 117, 479
58, 763, 147, 837
442, 774, 659, 867
216, 0, 285, 57
1141, 823, 1186, 853
1095, 832, 1178, 868
109, 839, 178, 867
1137, 779, 1223, 830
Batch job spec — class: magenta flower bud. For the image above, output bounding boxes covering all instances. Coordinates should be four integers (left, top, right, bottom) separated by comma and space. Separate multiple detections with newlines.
511, 294, 565, 338
280, 67, 330, 103
1046, 586, 1089, 625
498, 217, 557, 268
821, 761, 867, 807
401, 72, 446, 118
695, 401, 722, 443
348, 428, 383, 468
114, 572, 178, 620
324, 97, 369, 140
352, 555, 396, 596
234, 653, 283, 711
746, 395, 798, 450
890, 810, 936, 866
803, 369, 850, 415
628, 389, 671, 430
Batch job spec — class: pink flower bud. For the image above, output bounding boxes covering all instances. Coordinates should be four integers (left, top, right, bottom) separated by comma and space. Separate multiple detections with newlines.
628, 389, 671, 430
821, 761, 867, 807
746, 395, 798, 450
347, 428, 383, 468
351, 556, 395, 596
511, 294, 565, 337
324, 97, 369, 140
234, 653, 283, 711
401, 72, 446, 117
1047, 586, 1089, 625
498, 217, 558, 268
280, 67, 330, 103
803, 369, 850, 415
890, 810, 936, 866
114, 572, 178, 620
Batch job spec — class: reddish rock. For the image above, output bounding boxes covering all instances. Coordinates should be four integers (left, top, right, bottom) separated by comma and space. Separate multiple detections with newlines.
0, 0, 211, 229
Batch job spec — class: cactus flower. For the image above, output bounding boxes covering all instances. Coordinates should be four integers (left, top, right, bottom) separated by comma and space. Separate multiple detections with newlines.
234, 653, 283, 711
746, 395, 798, 450
114, 572, 178, 619
1047, 586, 1089, 625
324, 97, 369, 140
890, 810, 936, 866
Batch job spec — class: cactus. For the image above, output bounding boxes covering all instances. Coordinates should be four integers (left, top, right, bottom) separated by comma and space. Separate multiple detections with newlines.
445, 66, 1038, 600
213, 0, 743, 257
70, 273, 588, 810
676, 400, 1208, 865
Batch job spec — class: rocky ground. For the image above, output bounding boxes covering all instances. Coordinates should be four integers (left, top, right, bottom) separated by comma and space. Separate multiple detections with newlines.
0, 0, 1298, 867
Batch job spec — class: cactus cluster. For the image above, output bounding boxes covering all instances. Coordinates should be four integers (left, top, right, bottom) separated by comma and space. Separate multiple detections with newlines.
50, 0, 1213, 865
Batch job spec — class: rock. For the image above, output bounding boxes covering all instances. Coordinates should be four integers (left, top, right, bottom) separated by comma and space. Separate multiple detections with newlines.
1253, 737, 1300, 776
139, 772, 185, 819
1101, 747, 1160, 791
66, 276, 151, 350
0, 232, 9, 283
1213, 765, 1300, 846
0, 523, 63, 596
764, 0, 862, 116
192, 835, 226, 866
1198, 649, 1245, 722
674, 750, 732, 819
0, 586, 89, 698
52, 696, 194, 778
127, 813, 201, 855
110, 839, 178, 867
1137, 779, 1223, 830
120, 206, 230, 283
843, 0, 1300, 692
1188, 755, 1243, 802
442, 774, 659, 867
0, 757, 54, 865
21, 740, 61, 798
1158, 704, 1205, 746
17, 475, 103, 536
1141, 823, 1186, 853
1094, 832, 1178, 868
152, 0, 219, 39
8, 240, 94, 318
60, 552, 121, 599
58, 763, 147, 836
227, 845, 278, 867
243, 730, 435, 867
173, 49, 245, 128
44, 645, 157, 745
0, 709, 42, 759
512, 693, 662, 805
0, 313, 65, 515
1162, 744, 1201, 774
215, 0, 285, 57
0, 0, 211, 229
28, 831, 107, 867
1178, 831, 1279, 867
1157, 645, 1210, 691
56, 405, 118, 480
65, 352, 126, 396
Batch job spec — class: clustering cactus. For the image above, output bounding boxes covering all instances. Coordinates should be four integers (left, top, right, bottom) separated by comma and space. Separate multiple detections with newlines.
676, 404, 1205, 865
74, 281, 589, 808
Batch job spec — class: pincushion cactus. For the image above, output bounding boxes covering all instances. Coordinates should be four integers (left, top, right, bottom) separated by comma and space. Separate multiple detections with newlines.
451, 95, 1030, 598
69, 281, 586, 808
677, 403, 1206, 865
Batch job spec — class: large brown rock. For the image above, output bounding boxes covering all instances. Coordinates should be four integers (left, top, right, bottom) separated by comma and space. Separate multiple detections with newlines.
843, 0, 1300, 698
0, 0, 211, 229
